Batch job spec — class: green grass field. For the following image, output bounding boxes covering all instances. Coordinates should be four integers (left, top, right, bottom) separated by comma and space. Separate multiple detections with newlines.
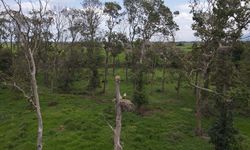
0, 68, 249, 149
176, 43, 193, 52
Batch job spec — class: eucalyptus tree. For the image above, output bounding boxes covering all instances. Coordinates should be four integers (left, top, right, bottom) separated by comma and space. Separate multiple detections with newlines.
124, 0, 178, 109
49, 5, 68, 91
155, 42, 173, 92
62, 8, 81, 45
56, 8, 82, 91
80, 0, 103, 91
190, 0, 250, 147
0, 0, 54, 149
103, 2, 124, 93
36, 9, 54, 86
110, 32, 127, 76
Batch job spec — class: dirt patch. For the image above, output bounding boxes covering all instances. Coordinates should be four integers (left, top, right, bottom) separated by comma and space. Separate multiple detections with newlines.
137, 106, 163, 116
57, 125, 64, 131
48, 101, 58, 107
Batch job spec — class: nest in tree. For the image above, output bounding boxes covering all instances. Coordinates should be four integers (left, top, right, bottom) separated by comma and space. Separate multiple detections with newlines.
120, 99, 135, 112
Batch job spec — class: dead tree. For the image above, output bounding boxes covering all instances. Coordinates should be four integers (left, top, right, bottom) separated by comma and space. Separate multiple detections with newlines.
114, 75, 122, 150
103, 76, 135, 150
0, 0, 50, 149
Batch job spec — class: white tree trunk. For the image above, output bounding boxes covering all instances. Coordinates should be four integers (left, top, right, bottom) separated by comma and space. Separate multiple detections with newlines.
29, 48, 43, 150
114, 76, 122, 150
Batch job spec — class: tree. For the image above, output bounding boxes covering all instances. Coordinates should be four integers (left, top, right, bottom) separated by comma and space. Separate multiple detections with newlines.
0, 0, 53, 149
190, 0, 250, 147
80, 0, 103, 91
49, 5, 68, 91
110, 32, 127, 76
103, 2, 124, 93
114, 75, 122, 150
124, 0, 178, 109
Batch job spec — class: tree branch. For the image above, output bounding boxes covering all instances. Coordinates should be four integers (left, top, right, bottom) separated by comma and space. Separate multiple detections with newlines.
102, 114, 114, 132
3, 82, 37, 108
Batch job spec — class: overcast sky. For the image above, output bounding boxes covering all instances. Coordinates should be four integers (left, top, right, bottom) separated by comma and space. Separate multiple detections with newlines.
2, 0, 197, 41
48, 0, 197, 41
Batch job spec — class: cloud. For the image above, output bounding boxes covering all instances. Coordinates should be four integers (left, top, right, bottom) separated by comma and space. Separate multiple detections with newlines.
49, 0, 87, 8
174, 3, 196, 41
176, 3, 191, 13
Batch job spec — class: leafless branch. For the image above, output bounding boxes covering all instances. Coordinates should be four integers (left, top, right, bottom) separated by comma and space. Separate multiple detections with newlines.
3, 81, 37, 108
102, 114, 114, 132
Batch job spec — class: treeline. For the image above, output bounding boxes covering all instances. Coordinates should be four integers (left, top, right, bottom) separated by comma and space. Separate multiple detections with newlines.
0, 0, 250, 150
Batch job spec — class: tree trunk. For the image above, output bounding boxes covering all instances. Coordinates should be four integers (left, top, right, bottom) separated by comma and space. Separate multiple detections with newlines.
202, 69, 210, 116
194, 71, 198, 94
28, 48, 43, 150
50, 57, 57, 92
103, 50, 109, 93
125, 53, 129, 82
113, 56, 116, 76
150, 72, 155, 93
161, 67, 166, 92
195, 74, 202, 136
114, 76, 122, 150
176, 73, 182, 97
44, 70, 49, 86
125, 65, 128, 82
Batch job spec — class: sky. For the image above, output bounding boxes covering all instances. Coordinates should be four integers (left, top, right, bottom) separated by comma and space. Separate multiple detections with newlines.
2, 0, 197, 41
49, 0, 197, 41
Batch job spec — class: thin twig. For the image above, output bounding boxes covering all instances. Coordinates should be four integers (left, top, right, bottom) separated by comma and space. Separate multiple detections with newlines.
102, 114, 114, 132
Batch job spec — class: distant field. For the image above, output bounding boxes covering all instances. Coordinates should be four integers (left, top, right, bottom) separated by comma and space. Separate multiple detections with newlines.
176, 43, 193, 52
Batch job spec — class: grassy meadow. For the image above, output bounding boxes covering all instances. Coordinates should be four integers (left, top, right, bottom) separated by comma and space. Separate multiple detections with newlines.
0, 43, 249, 150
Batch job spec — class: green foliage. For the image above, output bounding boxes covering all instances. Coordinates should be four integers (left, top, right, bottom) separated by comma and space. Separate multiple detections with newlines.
239, 44, 250, 87
209, 101, 242, 150
84, 41, 104, 91
57, 47, 85, 92
132, 68, 148, 109
104, 2, 122, 20
177, 42, 184, 46
209, 37, 241, 150
230, 86, 250, 109
0, 47, 12, 75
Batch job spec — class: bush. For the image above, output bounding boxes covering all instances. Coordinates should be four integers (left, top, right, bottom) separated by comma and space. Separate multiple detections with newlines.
132, 69, 148, 109
0, 48, 12, 75
209, 101, 242, 150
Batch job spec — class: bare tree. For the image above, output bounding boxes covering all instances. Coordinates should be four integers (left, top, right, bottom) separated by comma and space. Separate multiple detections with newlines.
114, 75, 122, 150
0, 0, 51, 149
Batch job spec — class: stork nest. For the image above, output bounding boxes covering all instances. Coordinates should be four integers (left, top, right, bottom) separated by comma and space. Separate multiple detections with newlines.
120, 99, 135, 112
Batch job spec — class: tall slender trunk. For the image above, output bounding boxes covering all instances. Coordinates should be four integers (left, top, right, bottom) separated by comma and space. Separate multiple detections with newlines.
162, 66, 166, 92
194, 71, 198, 94
125, 52, 129, 82
202, 69, 210, 115
113, 56, 116, 76
114, 76, 122, 150
50, 57, 57, 92
195, 73, 202, 136
150, 72, 155, 93
125, 65, 128, 82
103, 50, 109, 93
28, 48, 43, 150
176, 73, 182, 97
150, 59, 156, 93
